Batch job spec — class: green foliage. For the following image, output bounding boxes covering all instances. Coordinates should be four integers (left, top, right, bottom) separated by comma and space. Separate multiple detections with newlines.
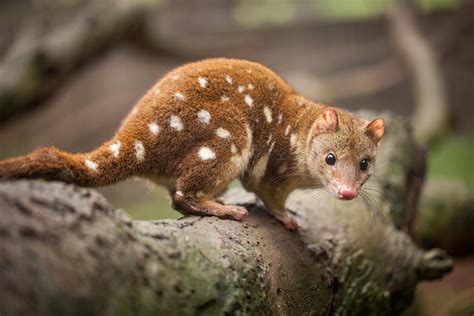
233, 0, 296, 28
417, 0, 460, 11
427, 134, 474, 188
310, 0, 389, 20
127, 196, 180, 220
233, 0, 459, 28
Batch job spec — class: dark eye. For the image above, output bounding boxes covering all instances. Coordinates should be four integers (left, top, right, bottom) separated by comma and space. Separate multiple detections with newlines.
360, 159, 368, 171
325, 153, 336, 165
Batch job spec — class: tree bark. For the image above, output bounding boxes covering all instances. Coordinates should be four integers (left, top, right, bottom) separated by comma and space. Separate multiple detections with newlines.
0, 112, 452, 315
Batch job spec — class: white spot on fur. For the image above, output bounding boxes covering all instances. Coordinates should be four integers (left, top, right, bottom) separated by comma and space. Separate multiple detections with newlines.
109, 142, 121, 158
225, 75, 233, 84
170, 115, 184, 131
290, 133, 297, 147
176, 191, 183, 197
171, 74, 179, 81
197, 110, 211, 125
154, 88, 160, 95
231, 147, 251, 172
255, 118, 259, 123
197, 76, 207, 88
221, 95, 230, 102
231, 143, 237, 153
278, 163, 288, 175
148, 122, 159, 135
216, 127, 231, 138
285, 125, 291, 136
230, 125, 253, 172
85, 159, 98, 171
196, 191, 205, 198
263, 106, 272, 123
248, 83, 254, 90
174, 92, 185, 101
251, 155, 269, 184
244, 95, 253, 107
277, 113, 283, 124
134, 140, 145, 162
246, 69, 252, 74
268, 141, 275, 154
198, 146, 216, 161
238, 85, 245, 93
266, 135, 273, 145
297, 98, 304, 106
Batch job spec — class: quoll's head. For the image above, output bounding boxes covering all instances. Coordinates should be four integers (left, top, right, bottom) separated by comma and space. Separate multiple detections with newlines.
307, 108, 384, 200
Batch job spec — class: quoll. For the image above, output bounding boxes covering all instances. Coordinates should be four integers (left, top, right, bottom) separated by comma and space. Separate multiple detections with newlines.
0, 58, 384, 230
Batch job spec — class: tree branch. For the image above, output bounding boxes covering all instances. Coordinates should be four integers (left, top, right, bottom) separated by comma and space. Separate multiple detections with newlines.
0, 0, 148, 122
0, 112, 452, 315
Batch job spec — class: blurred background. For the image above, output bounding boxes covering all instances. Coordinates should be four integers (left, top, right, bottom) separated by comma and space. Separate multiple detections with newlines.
0, 0, 472, 314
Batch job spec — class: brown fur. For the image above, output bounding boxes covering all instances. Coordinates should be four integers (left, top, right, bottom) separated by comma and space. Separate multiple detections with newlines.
0, 58, 384, 230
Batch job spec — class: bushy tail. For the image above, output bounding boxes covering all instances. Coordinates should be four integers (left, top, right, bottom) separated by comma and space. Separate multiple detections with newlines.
0, 140, 139, 187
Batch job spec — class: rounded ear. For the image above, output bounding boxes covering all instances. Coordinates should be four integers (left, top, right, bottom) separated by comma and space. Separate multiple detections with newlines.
312, 108, 339, 134
365, 118, 385, 145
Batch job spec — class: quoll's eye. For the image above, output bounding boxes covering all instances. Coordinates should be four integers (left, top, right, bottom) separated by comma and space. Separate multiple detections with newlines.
360, 159, 369, 171
325, 153, 336, 165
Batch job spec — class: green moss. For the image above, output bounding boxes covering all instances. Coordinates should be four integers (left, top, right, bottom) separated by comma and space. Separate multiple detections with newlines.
139, 232, 266, 315
332, 257, 392, 315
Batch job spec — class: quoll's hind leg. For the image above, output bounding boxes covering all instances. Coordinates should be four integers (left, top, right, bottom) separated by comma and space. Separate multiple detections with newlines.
263, 204, 299, 231
272, 211, 299, 231
171, 140, 251, 221
253, 185, 299, 231
172, 191, 248, 220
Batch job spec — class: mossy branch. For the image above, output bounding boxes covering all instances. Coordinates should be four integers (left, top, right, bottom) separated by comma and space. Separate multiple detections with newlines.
0, 113, 452, 315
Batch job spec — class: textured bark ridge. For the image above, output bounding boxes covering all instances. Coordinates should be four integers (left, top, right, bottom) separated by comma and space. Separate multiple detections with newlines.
0, 113, 452, 315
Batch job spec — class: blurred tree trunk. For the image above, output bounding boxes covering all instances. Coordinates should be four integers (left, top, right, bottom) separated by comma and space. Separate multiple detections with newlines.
0, 112, 452, 315
390, 0, 449, 145
1, 0, 463, 128
0, 0, 149, 122
415, 178, 474, 256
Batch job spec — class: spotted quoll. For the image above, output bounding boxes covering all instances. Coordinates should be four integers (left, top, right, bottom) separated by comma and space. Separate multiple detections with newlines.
0, 58, 384, 230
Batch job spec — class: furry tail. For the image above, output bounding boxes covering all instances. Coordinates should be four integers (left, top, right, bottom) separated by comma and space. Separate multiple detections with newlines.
0, 140, 139, 187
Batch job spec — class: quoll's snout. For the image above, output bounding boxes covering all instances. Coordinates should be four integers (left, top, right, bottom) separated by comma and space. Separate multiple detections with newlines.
337, 186, 356, 200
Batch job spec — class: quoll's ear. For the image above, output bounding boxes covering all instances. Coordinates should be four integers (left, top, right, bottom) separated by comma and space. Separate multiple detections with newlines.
312, 108, 339, 134
365, 118, 385, 145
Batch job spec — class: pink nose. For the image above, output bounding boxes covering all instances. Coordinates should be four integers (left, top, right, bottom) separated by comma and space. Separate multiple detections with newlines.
337, 187, 356, 200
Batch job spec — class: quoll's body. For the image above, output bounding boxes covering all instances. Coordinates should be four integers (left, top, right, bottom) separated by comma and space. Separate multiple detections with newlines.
0, 58, 384, 230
